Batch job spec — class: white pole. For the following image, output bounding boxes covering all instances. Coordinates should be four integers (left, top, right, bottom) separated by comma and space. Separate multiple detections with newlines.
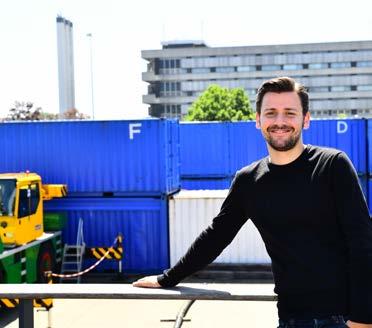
48, 307, 53, 328
87, 33, 95, 120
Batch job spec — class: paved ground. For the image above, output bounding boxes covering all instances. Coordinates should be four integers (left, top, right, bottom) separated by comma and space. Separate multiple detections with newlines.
1, 298, 278, 328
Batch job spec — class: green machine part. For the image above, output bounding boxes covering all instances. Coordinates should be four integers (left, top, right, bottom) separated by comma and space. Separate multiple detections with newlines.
43, 212, 67, 231
0, 234, 62, 283
0, 245, 38, 283
0, 238, 3, 254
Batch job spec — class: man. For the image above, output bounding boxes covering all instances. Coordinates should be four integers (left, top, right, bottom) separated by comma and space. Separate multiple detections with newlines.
133, 77, 372, 328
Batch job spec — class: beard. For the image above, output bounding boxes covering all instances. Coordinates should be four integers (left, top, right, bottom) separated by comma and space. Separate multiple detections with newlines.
264, 124, 301, 152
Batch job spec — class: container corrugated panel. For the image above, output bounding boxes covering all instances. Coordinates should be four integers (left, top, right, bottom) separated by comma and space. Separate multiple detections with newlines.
228, 121, 268, 175
359, 177, 368, 204
181, 177, 233, 190
169, 190, 271, 266
44, 197, 169, 273
0, 119, 180, 196
167, 120, 181, 192
368, 119, 372, 174
180, 122, 230, 177
180, 119, 367, 178
368, 179, 372, 213
303, 119, 367, 175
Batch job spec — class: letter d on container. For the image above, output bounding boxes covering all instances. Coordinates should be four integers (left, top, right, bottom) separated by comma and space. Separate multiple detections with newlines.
129, 123, 142, 140
337, 121, 348, 134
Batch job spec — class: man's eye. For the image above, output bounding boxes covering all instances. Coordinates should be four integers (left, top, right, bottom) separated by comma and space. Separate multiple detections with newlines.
287, 112, 296, 116
265, 112, 275, 117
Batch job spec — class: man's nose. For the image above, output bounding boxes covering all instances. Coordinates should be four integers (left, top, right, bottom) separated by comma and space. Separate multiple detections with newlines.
273, 113, 287, 124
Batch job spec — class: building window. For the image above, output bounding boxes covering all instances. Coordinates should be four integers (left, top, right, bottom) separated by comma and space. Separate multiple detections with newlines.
356, 61, 372, 67
158, 59, 183, 74
330, 86, 351, 92
246, 89, 256, 96
160, 82, 181, 97
215, 67, 235, 73
357, 85, 372, 91
330, 62, 351, 68
163, 104, 181, 117
261, 65, 281, 71
310, 86, 329, 92
191, 67, 210, 74
283, 64, 303, 70
308, 63, 328, 69
237, 66, 256, 72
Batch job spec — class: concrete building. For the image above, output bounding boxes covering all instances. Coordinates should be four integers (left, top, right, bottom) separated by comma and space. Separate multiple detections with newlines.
56, 16, 76, 115
142, 40, 372, 119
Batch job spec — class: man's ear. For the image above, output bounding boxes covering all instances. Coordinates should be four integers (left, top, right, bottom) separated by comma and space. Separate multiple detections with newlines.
255, 112, 261, 129
303, 112, 310, 130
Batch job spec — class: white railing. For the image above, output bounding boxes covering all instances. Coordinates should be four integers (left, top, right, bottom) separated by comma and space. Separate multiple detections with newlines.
0, 283, 276, 328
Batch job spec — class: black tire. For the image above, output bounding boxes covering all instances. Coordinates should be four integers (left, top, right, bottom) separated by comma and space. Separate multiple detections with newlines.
36, 242, 55, 283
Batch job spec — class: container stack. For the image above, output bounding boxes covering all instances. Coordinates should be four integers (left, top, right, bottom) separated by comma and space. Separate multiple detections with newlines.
180, 121, 267, 189
174, 118, 369, 268
0, 119, 180, 274
180, 122, 232, 189
180, 119, 369, 201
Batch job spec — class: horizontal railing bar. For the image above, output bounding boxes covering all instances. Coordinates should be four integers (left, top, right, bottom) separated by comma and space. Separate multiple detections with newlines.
0, 283, 277, 301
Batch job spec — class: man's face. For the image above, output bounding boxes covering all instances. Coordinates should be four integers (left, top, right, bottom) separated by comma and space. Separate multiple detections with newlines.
256, 91, 310, 152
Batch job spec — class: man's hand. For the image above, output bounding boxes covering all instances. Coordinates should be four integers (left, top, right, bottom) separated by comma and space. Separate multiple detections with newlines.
132, 275, 161, 288
346, 320, 372, 328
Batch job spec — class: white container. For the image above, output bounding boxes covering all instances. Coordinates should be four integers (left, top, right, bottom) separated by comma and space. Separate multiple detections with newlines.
169, 189, 271, 266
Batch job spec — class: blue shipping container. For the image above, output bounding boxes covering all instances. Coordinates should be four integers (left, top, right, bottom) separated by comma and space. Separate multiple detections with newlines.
180, 122, 230, 177
180, 119, 367, 178
44, 197, 169, 273
0, 120, 180, 196
303, 119, 367, 175
368, 179, 372, 213
359, 177, 369, 206
228, 121, 268, 174
228, 120, 366, 175
181, 177, 233, 190
367, 119, 372, 174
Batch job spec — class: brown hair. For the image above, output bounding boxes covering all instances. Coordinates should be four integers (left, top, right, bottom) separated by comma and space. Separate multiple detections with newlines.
255, 77, 309, 115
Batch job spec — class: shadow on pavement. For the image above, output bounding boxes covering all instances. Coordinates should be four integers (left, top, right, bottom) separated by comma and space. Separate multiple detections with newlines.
0, 307, 18, 327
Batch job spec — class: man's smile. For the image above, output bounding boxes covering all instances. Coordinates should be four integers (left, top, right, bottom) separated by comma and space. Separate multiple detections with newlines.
267, 125, 294, 135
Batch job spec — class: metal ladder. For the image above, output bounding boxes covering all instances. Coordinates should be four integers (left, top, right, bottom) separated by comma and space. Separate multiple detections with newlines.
60, 218, 85, 283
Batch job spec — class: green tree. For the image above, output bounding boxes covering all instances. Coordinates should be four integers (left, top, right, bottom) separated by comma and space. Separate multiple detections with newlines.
183, 85, 254, 121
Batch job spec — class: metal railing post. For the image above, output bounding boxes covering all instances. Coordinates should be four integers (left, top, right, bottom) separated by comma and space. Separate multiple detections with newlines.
19, 299, 33, 328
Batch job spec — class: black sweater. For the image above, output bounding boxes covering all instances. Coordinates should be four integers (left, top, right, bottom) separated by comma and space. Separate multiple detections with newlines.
158, 145, 372, 323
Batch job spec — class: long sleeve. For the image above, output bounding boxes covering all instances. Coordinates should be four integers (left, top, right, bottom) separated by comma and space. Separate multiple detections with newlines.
332, 152, 372, 323
158, 171, 249, 287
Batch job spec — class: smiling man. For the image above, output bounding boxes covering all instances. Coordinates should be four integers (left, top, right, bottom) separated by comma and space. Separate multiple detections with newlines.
133, 77, 372, 328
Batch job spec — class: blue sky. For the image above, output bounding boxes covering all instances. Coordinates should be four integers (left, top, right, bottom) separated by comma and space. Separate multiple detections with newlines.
0, 0, 372, 120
